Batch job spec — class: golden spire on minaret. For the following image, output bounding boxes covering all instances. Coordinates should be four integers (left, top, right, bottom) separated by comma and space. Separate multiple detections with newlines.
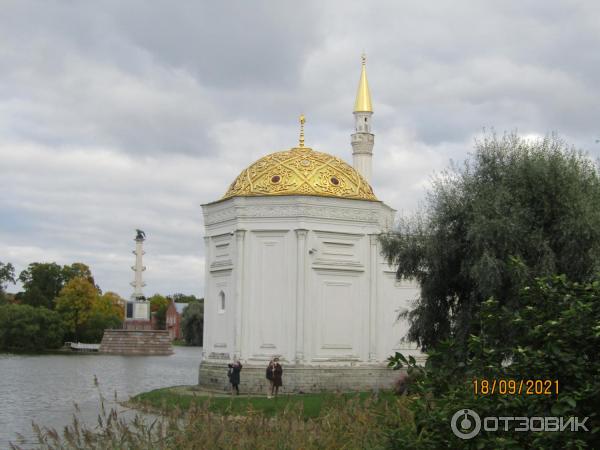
354, 53, 373, 112
299, 114, 306, 147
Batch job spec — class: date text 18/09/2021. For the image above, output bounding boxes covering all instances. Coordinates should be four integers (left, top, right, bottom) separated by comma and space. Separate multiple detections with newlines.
473, 379, 559, 396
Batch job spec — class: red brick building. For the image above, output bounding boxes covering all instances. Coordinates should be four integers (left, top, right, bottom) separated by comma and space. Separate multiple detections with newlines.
165, 301, 188, 340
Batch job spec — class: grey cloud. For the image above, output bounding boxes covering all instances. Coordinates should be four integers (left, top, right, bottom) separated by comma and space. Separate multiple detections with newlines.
111, 1, 324, 89
2, 1, 600, 297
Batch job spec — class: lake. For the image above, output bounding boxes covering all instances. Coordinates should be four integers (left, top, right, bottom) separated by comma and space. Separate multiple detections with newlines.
0, 346, 202, 448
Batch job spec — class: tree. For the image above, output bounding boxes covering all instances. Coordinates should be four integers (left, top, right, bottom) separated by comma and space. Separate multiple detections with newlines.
0, 261, 16, 304
149, 294, 170, 330
18, 262, 64, 308
76, 291, 124, 342
0, 304, 64, 350
62, 262, 98, 291
78, 311, 122, 343
168, 293, 202, 303
17, 262, 97, 309
96, 291, 125, 319
181, 300, 204, 346
55, 277, 98, 341
380, 133, 600, 354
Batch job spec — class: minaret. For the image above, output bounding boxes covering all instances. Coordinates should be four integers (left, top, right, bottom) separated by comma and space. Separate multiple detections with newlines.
130, 229, 147, 300
351, 54, 374, 182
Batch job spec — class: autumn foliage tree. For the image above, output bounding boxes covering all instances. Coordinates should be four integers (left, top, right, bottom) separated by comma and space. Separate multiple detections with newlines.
55, 277, 99, 341
3, 262, 125, 346
149, 294, 170, 329
76, 291, 124, 342
96, 291, 125, 318
17, 262, 97, 309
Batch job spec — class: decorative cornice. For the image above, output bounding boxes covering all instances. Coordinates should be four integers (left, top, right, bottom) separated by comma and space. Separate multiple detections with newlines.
204, 201, 387, 226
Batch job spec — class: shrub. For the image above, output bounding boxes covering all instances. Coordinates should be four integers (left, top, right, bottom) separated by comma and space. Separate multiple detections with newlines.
387, 275, 600, 448
0, 304, 64, 351
78, 311, 122, 343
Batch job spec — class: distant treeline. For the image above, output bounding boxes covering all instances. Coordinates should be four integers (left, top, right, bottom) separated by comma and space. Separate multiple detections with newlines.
0, 261, 203, 351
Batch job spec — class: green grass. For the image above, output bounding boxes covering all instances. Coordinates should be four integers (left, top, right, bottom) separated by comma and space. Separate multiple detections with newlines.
132, 387, 397, 419
33, 389, 414, 448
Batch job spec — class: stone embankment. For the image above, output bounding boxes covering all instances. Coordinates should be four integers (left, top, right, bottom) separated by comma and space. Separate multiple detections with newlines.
100, 330, 173, 355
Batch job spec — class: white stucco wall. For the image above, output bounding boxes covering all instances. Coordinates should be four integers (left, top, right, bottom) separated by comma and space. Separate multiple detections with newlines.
201, 195, 422, 368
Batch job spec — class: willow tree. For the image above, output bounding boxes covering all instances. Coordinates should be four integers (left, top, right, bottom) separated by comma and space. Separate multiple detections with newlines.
380, 133, 600, 354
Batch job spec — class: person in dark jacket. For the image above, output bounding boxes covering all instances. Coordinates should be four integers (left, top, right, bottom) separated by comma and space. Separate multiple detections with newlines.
271, 357, 283, 397
227, 359, 243, 395
266, 358, 274, 398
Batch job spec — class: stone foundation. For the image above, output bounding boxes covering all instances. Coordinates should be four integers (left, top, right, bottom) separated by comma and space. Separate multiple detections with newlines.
124, 320, 153, 331
198, 362, 403, 394
99, 329, 173, 355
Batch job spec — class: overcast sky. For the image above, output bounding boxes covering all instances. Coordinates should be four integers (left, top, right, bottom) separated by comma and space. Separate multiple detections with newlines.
1, 1, 599, 298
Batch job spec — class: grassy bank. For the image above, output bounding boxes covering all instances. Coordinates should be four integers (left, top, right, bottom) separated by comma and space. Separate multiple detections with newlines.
131, 386, 398, 419
22, 387, 413, 448
25, 390, 413, 449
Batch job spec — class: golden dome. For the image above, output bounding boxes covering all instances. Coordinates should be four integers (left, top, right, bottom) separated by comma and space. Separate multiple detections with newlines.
223, 147, 377, 201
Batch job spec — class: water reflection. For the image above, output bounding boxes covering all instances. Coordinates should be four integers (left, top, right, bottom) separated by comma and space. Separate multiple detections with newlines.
0, 346, 201, 448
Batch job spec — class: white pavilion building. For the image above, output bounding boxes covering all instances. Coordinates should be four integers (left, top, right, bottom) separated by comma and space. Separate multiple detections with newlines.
199, 58, 422, 392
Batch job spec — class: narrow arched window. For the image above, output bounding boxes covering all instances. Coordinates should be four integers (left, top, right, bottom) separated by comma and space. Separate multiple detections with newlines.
218, 291, 225, 313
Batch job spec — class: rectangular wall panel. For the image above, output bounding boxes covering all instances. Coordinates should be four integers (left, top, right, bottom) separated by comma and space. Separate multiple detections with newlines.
258, 240, 284, 347
210, 234, 233, 272
207, 270, 232, 359
311, 231, 365, 272
311, 270, 364, 360
320, 280, 353, 349
248, 231, 290, 359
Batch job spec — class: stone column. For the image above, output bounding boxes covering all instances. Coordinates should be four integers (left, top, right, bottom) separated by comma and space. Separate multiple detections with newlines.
234, 229, 246, 360
369, 234, 379, 362
202, 235, 211, 361
295, 229, 308, 363
131, 237, 146, 299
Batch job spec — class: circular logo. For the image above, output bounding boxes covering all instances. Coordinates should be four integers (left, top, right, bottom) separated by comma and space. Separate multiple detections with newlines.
451, 409, 481, 440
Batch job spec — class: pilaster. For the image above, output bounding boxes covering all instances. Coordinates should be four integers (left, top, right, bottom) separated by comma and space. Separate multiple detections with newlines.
294, 229, 308, 363
369, 234, 379, 362
202, 235, 211, 361
234, 229, 246, 360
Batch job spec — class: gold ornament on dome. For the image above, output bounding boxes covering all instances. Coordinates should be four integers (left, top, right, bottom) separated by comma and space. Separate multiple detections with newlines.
222, 146, 377, 201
